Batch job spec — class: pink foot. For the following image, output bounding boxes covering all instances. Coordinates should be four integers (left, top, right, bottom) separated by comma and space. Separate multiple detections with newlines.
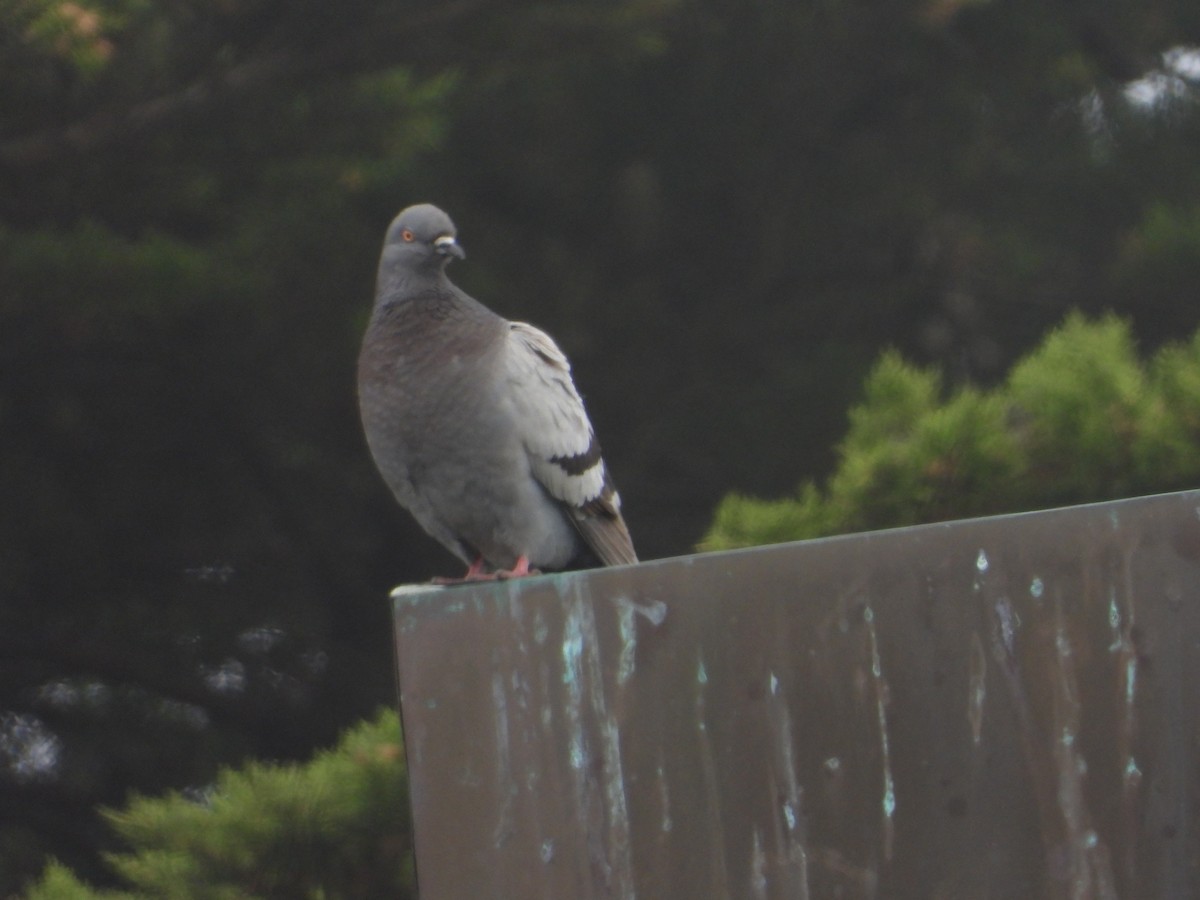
496, 555, 539, 579
431, 555, 540, 585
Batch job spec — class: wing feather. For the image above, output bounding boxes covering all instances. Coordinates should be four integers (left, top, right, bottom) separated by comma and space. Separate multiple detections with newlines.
504, 322, 637, 566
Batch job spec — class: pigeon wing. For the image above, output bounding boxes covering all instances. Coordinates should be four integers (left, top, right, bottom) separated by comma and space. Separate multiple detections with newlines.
503, 322, 637, 566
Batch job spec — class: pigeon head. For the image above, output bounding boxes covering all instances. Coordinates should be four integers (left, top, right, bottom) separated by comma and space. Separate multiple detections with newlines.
380, 204, 466, 278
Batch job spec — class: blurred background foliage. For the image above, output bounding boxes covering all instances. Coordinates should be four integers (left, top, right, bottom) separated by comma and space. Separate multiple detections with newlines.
25, 710, 412, 898
3, 0, 1200, 892
706, 315, 1200, 548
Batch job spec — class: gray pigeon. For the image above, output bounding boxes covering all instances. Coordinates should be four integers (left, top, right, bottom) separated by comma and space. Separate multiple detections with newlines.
357, 203, 638, 579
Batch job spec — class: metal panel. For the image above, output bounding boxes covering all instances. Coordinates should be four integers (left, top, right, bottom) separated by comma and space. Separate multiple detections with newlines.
392, 491, 1200, 899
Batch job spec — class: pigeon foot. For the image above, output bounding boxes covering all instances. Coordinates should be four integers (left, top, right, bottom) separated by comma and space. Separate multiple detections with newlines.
430, 555, 540, 585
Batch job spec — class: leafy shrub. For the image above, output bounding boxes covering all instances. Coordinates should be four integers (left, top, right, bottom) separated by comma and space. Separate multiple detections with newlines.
24, 710, 413, 899
706, 313, 1200, 548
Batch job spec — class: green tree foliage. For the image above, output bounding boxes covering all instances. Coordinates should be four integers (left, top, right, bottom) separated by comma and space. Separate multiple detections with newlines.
22, 710, 413, 899
0, 53, 451, 893
5, 0, 1200, 891
0, 0, 668, 891
706, 314, 1200, 549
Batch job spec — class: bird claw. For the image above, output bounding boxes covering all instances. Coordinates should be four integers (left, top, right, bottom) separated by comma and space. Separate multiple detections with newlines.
498, 555, 536, 579
430, 555, 539, 585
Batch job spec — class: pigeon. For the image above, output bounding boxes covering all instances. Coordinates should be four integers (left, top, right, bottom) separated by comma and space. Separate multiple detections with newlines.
357, 203, 638, 580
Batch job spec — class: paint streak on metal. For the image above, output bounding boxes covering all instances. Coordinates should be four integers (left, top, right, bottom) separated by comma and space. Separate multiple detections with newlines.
1111, 548, 1142, 889
655, 753, 672, 833
750, 828, 768, 900
491, 666, 514, 848
393, 490, 1200, 899
764, 669, 811, 899
693, 645, 731, 897
968, 632, 986, 746
1049, 586, 1117, 899
863, 605, 895, 863
563, 584, 635, 898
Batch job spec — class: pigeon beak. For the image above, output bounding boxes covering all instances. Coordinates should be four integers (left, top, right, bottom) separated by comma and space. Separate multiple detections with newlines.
434, 235, 465, 260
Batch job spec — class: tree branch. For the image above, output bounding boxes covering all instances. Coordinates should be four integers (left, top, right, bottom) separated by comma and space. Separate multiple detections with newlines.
0, 0, 499, 167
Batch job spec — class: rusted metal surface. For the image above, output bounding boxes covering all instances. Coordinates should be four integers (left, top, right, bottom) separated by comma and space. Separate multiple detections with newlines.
392, 490, 1200, 899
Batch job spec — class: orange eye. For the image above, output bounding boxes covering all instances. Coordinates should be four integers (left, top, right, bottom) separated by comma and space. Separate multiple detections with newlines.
401, 229, 415, 242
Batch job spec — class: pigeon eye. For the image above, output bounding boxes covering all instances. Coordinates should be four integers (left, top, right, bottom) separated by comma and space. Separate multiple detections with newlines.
401, 229, 415, 242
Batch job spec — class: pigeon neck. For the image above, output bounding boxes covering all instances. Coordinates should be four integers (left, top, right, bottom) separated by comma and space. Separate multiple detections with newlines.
376, 263, 452, 307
